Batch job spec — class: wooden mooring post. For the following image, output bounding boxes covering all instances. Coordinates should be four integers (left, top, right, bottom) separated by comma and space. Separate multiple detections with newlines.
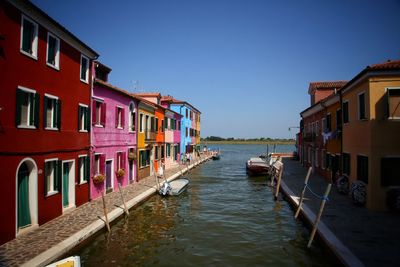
274, 164, 284, 200
307, 183, 332, 248
101, 192, 111, 232
118, 182, 129, 216
294, 167, 312, 219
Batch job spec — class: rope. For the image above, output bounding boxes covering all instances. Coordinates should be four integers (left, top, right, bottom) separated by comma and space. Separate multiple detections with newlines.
304, 184, 330, 201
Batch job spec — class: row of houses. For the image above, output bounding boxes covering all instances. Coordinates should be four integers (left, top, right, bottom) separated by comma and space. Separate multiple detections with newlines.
0, 0, 201, 245
297, 60, 400, 211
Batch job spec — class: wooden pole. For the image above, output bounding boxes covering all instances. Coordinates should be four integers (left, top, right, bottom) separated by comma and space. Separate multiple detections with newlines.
307, 183, 332, 248
101, 192, 111, 232
295, 167, 312, 219
117, 182, 129, 216
274, 165, 284, 200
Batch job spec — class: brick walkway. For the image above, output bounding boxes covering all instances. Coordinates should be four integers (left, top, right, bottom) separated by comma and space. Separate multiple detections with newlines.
0, 156, 210, 267
280, 158, 400, 267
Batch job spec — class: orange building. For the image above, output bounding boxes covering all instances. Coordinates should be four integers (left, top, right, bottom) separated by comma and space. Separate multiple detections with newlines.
341, 60, 400, 211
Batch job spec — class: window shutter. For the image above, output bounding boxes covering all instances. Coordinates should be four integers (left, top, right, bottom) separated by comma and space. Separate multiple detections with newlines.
92, 100, 96, 125
100, 154, 105, 174
121, 108, 125, 128
78, 106, 82, 131
43, 96, 48, 129
85, 107, 90, 131
115, 106, 118, 128
121, 152, 126, 170
44, 162, 48, 195
33, 93, 40, 128
85, 156, 90, 181
56, 99, 61, 130
56, 160, 62, 192
101, 102, 106, 126
15, 89, 23, 127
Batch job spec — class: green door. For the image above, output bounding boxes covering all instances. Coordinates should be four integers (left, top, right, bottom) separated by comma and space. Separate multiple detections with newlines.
63, 163, 69, 207
18, 163, 31, 228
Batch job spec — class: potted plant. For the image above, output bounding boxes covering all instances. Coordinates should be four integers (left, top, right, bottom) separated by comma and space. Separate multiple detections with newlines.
93, 173, 105, 184
128, 152, 136, 161
116, 168, 125, 178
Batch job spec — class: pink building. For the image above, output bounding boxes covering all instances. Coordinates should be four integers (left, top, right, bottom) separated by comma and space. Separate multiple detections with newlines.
90, 62, 137, 200
164, 109, 182, 169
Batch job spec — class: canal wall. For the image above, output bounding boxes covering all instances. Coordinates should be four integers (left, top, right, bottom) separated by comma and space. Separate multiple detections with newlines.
0, 155, 212, 267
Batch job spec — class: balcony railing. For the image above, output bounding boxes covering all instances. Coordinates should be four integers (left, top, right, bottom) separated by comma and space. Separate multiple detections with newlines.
145, 130, 156, 141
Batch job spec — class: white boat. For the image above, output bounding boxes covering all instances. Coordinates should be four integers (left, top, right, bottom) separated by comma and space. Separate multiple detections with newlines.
45, 256, 80, 267
159, 178, 189, 196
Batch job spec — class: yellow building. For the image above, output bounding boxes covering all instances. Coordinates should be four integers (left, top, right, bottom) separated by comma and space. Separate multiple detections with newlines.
341, 60, 400, 211
136, 98, 156, 180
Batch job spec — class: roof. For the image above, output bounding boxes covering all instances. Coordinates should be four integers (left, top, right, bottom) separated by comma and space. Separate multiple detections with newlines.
94, 61, 112, 72
10, 0, 98, 58
161, 95, 201, 114
94, 79, 133, 99
342, 59, 400, 94
134, 92, 161, 98
308, 81, 348, 94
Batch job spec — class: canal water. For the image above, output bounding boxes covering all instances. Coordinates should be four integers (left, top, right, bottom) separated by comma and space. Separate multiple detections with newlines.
75, 144, 334, 267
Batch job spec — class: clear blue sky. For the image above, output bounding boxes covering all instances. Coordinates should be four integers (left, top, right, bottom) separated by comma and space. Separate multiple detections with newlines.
32, 0, 400, 139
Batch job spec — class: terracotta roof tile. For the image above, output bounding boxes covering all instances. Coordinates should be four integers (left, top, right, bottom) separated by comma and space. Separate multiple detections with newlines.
368, 59, 400, 70
308, 81, 348, 91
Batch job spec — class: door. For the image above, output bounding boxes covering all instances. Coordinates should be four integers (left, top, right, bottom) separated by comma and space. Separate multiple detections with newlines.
150, 148, 154, 175
17, 163, 31, 228
62, 162, 69, 207
129, 161, 134, 182
106, 160, 113, 193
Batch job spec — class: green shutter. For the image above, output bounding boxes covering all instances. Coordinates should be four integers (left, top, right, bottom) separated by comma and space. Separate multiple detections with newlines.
44, 162, 48, 195
85, 107, 90, 131
55, 160, 62, 192
15, 89, 24, 127
57, 99, 61, 130
78, 106, 82, 131
85, 156, 90, 181
33, 93, 40, 128
43, 96, 48, 129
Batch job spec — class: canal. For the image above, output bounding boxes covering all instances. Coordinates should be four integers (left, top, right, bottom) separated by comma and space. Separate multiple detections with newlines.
74, 144, 334, 266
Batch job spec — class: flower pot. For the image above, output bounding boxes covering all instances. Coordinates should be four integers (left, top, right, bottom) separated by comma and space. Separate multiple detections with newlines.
116, 168, 125, 178
93, 174, 105, 184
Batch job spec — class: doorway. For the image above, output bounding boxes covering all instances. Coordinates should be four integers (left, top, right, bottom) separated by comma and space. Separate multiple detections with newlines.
105, 160, 113, 193
62, 160, 75, 211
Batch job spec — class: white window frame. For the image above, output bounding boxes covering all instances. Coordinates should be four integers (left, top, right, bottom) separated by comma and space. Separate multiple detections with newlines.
46, 32, 60, 70
20, 15, 38, 60
78, 103, 89, 132
357, 91, 367, 120
386, 87, 400, 120
44, 93, 59, 130
80, 54, 89, 83
45, 158, 59, 196
95, 100, 103, 127
129, 102, 136, 133
116, 106, 123, 129
17, 86, 37, 129
116, 151, 123, 170
78, 155, 88, 184
94, 153, 102, 175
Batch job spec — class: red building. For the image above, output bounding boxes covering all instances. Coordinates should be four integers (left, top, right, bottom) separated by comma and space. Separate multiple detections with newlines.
0, 0, 98, 244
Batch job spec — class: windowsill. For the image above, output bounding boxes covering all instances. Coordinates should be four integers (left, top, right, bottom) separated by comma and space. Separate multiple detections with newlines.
387, 117, 400, 121
17, 125, 36, 130
129, 130, 136, 134
117, 126, 123, 130
79, 129, 88, 133
359, 118, 368, 121
79, 181, 88, 185
20, 49, 38, 60
80, 78, 89, 84
94, 124, 104, 128
45, 127, 59, 131
46, 191, 59, 197
46, 62, 60, 71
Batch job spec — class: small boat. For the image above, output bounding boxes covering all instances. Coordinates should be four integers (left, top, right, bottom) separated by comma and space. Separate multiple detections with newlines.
246, 157, 269, 176
159, 178, 189, 196
45, 256, 81, 267
212, 154, 220, 160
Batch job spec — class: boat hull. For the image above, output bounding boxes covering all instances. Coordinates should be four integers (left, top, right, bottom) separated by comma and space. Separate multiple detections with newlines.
246, 158, 269, 176
169, 178, 189, 195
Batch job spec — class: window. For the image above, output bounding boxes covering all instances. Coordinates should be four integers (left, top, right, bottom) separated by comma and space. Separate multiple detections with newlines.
78, 155, 90, 184
186, 128, 188, 137
92, 100, 106, 127
343, 101, 349, 123
190, 111, 193, 120
20, 15, 38, 59
357, 155, 368, 184
178, 121, 181, 131
321, 150, 326, 169
326, 114, 332, 132
94, 154, 105, 175
161, 145, 165, 159
44, 94, 61, 130
116, 151, 125, 170
161, 120, 164, 132
139, 113, 143, 132
155, 146, 159, 160
387, 88, 400, 119
315, 149, 319, 167
78, 104, 89, 132
358, 93, 366, 120
80, 55, 89, 83
139, 150, 150, 168
381, 157, 400, 186
129, 103, 135, 132
342, 153, 350, 175
325, 153, 331, 170
45, 159, 60, 196
167, 143, 171, 157
150, 116, 155, 132
155, 118, 159, 133
315, 121, 319, 136
46, 33, 60, 69
185, 109, 188, 118
15, 87, 39, 128
336, 109, 342, 130
115, 107, 124, 129
167, 118, 170, 130
321, 118, 326, 133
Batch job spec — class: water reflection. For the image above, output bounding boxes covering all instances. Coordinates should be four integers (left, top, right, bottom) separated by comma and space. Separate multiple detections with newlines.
75, 145, 334, 267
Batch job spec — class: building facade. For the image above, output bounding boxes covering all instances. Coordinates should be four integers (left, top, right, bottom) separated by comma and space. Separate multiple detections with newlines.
0, 0, 98, 244
91, 62, 137, 200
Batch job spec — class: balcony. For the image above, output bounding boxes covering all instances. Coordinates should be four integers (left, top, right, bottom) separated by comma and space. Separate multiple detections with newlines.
145, 130, 155, 141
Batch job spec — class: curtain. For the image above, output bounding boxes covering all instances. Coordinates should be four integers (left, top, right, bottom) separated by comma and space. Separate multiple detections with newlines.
18, 163, 31, 228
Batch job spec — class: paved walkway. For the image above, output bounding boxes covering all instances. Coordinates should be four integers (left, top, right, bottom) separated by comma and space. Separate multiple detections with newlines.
280, 158, 400, 267
0, 156, 211, 267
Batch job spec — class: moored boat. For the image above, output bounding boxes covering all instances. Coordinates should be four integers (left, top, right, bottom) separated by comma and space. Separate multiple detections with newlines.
246, 157, 269, 176
45, 256, 81, 267
159, 178, 189, 196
